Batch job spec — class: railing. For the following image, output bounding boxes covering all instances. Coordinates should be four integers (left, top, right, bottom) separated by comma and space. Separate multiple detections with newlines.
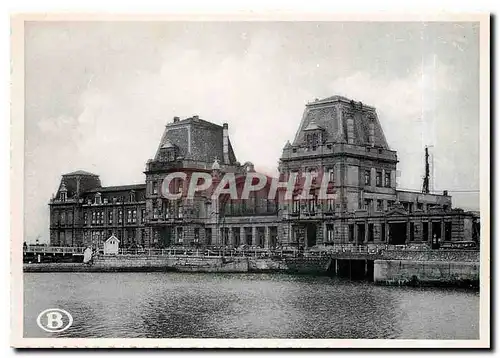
24, 246, 85, 255
24, 243, 478, 258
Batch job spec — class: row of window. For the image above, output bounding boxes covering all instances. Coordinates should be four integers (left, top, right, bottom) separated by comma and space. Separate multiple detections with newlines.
291, 198, 336, 214
222, 199, 277, 216
83, 229, 148, 246
364, 170, 391, 187
52, 211, 73, 225
171, 226, 279, 247
84, 191, 141, 205
362, 199, 428, 212
342, 222, 452, 242
289, 168, 335, 184
83, 209, 146, 226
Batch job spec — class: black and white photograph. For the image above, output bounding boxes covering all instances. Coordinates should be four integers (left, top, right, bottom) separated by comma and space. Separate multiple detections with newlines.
10, 13, 490, 348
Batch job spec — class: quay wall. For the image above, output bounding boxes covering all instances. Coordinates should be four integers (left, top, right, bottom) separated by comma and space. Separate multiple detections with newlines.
24, 254, 481, 288
379, 250, 479, 262
373, 259, 479, 287
23, 255, 329, 274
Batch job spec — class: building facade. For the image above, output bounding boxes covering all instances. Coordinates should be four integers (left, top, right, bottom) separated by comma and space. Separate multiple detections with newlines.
49, 96, 479, 249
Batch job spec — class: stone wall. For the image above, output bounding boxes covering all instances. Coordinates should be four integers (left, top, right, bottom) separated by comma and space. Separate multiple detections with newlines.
380, 249, 479, 262
373, 259, 479, 287
93, 254, 249, 272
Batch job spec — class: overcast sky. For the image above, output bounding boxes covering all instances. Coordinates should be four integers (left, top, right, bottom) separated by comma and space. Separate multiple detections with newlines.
24, 21, 480, 243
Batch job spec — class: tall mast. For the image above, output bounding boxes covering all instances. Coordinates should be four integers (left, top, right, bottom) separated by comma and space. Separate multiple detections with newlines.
422, 146, 430, 194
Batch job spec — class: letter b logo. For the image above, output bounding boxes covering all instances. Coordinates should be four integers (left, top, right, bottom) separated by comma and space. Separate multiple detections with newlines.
37, 308, 73, 333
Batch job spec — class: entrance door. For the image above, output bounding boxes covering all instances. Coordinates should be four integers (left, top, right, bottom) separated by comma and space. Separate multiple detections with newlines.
432, 222, 442, 241
389, 223, 407, 245
159, 227, 172, 248
306, 224, 317, 248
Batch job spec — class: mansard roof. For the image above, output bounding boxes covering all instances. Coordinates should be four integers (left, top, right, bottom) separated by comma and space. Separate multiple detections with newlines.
85, 184, 146, 193
292, 95, 390, 148
154, 116, 238, 165
62, 170, 99, 177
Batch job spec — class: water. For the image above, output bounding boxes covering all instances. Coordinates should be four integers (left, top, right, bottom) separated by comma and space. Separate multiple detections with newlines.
23, 272, 479, 339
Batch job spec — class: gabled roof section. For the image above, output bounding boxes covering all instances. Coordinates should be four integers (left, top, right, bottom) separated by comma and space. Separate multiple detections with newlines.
105, 235, 120, 243
303, 119, 324, 131
161, 140, 176, 149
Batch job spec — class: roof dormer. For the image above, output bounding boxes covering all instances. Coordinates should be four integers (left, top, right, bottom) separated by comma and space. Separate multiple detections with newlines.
303, 119, 325, 151
158, 140, 178, 162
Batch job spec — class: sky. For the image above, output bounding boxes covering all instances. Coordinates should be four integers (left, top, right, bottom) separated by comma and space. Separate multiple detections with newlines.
24, 21, 480, 243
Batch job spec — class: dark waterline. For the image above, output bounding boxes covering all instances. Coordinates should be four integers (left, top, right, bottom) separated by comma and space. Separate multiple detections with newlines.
24, 272, 479, 339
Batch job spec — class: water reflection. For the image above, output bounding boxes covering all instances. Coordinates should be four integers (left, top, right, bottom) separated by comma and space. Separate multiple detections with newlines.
23, 272, 479, 339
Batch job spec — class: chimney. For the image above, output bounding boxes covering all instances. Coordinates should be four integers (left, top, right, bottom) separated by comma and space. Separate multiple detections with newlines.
222, 123, 230, 164
443, 190, 448, 196
193, 115, 199, 121
173, 116, 180, 123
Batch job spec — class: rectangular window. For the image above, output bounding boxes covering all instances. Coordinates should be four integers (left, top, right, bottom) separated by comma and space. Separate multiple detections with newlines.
348, 224, 355, 242
194, 228, 200, 244
422, 222, 429, 241
384, 172, 391, 187
445, 222, 452, 241
327, 198, 335, 212
108, 211, 113, 225
388, 201, 395, 210
84, 212, 88, 225
326, 224, 334, 242
132, 210, 137, 223
368, 223, 374, 242
221, 228, 229, 246
118, 210, 123, 224
152, 181, 158, 195
364, 199, 372, 211
328, 169, 335, 183
205, 228, 212, 246
176, 227, 183, 244
381, 223, 386, 241
141, 209, 146, 223
376, 171, 382, 187
91, 212, 96, 225
292, 196, 300, 213
376, 199, 383, 211
410, 222, 415, 241
364, 170, 371, 185
308, 197, 316, 213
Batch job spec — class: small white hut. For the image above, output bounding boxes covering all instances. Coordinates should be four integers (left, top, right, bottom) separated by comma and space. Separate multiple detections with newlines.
104, 235, 120, 255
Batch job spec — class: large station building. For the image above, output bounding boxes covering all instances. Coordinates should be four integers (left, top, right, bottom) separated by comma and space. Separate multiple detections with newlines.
48, 96, 479, 249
